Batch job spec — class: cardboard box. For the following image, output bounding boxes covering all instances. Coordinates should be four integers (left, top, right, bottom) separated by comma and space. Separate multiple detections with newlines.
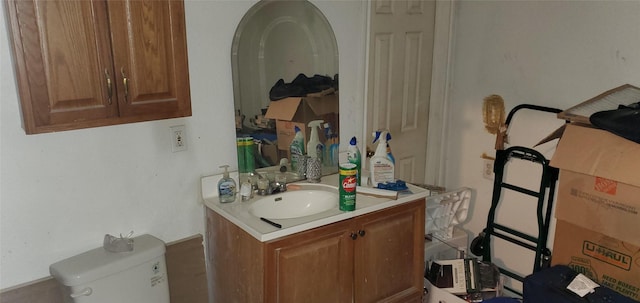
264, 93, 338, 150
552, 220, 640, 301
550, 123, 640, 246
260, 142, 282, 167
273, 120, 306, 152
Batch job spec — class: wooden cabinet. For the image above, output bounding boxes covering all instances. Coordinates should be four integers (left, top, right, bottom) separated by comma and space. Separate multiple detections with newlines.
353, 200, 425, 302
5, 0, 191, 134
207, 198, 425, 303
264, 217, 354, 303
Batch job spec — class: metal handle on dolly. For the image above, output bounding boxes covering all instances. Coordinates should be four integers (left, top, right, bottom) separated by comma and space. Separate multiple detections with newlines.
504, 104, 562, 126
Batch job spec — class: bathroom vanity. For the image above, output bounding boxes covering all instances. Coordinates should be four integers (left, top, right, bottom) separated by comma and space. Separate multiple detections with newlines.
202, 174, 428, 303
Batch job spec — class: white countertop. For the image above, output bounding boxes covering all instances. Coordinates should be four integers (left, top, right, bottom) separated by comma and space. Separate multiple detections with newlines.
202, 173, 430, 242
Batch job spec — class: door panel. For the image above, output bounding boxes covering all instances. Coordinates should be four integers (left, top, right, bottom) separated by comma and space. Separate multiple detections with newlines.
107, 0, 191, 117
9, 0, 117, 132
265, 220, 354, 303
367, 0, 436, 184
354, 199, 425, 303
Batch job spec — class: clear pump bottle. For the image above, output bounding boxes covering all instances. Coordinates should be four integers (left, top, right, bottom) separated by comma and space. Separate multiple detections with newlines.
218, 165, 237, 203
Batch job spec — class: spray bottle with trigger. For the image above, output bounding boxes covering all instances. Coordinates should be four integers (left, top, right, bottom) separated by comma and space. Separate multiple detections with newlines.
370, 130, 395, 186
384, 132, 395, 164
307, 120, 325, 162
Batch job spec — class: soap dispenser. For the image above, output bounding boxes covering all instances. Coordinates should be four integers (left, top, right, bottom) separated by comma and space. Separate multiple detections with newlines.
218, 165, 237, 203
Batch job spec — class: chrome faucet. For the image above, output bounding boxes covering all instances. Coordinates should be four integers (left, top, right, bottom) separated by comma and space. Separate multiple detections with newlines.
256, 173, 287, 196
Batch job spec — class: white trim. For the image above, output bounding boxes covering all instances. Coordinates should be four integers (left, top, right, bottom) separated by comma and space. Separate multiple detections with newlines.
425, 0, 456, 186
362, 0, 373, 167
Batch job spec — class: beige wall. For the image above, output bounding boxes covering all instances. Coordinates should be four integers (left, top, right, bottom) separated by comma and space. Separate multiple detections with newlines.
448, 0, 640, 283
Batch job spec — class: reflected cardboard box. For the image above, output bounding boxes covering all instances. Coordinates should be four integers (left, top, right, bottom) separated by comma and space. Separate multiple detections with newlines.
265, 91, 339, 152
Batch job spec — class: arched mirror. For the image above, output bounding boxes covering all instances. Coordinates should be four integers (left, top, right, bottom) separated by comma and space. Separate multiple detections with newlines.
232, 0, 339, 182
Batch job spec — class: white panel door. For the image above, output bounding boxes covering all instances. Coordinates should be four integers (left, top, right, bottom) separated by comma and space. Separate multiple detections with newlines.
366, 0, 436, 184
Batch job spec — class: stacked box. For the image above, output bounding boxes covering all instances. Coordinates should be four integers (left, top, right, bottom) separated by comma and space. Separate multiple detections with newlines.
550, 123, 640, 301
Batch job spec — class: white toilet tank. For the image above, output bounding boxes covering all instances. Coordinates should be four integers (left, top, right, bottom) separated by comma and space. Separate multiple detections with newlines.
49, 234, 170, 303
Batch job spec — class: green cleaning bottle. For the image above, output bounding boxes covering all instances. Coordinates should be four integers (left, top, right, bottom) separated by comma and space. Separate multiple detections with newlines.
347, 136, 362, 185
289, 126, 305, 171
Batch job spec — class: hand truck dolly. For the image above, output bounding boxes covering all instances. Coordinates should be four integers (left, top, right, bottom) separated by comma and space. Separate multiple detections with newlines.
470, 104, 565, 296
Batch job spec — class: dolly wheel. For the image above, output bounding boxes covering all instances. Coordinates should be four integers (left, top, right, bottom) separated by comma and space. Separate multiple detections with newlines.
470, 233, 486, 256
540, 248, 552, 269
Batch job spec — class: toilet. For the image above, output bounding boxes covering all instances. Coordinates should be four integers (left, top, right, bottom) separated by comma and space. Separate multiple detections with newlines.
49, 234, 170, 303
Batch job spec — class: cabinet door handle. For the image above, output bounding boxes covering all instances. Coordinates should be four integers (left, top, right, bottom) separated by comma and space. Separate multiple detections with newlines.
121, 67, 129, 103
358, 230, 366, 237
104, 69, 112, 105
350, 232, 358, 240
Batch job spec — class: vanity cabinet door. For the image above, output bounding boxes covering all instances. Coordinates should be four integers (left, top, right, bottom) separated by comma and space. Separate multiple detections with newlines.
207, 198, 425, 303
264, 218, 354, 303
354, 199, 425, 303
5, 0, 191, 134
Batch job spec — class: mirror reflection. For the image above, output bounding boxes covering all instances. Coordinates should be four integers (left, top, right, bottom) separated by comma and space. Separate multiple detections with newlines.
232, 0, 339, 183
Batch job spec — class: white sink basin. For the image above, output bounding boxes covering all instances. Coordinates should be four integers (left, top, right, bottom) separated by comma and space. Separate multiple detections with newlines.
249, 185, 338, 219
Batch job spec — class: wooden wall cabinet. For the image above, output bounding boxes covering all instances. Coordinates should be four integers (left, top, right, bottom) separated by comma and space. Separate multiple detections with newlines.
207, 198, 425, 303
5, 0, 191, 134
